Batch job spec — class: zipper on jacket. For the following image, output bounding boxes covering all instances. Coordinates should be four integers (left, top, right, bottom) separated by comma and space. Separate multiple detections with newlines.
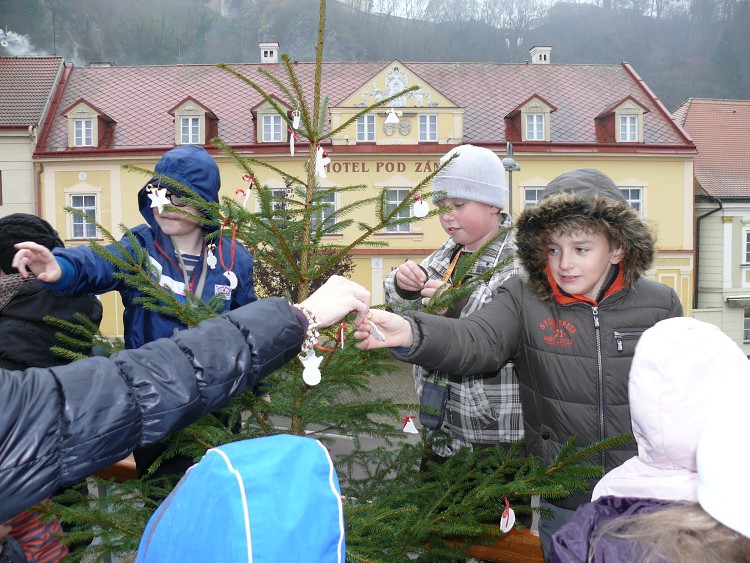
613, 330, 642, 352
592, 307, 607, 470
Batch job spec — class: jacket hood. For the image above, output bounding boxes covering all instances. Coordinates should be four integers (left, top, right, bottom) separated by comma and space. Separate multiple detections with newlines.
515, 168, 654, 300
593, 317, 750, 502
138, 145, 221, 232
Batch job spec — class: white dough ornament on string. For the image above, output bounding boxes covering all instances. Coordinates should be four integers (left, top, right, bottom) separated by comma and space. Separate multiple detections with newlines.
224, 270, 238, 290
315, 146, 331, 178
412, 195, 429, 218
402, 415, 419, 434
147, 185, 170, 214
206, 244, 217, 270
299, 349, 323, 386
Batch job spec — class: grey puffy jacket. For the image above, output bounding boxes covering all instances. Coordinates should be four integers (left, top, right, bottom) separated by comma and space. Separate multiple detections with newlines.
0, 297, 302, 522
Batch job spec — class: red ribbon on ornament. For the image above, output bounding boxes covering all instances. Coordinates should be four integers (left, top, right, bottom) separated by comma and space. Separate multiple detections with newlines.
314, 321, 348, 353
287, 127, 301, 142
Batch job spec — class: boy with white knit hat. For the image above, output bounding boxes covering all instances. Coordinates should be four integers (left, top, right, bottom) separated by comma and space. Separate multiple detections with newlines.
384, 144, 523, 464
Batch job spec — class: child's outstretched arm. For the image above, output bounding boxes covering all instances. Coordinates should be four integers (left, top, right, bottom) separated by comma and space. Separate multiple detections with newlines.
355, 309, 414, 350
12, 242, 62, 283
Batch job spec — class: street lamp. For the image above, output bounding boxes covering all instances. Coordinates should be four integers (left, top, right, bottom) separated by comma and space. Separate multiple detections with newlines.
502, 142, 521, 216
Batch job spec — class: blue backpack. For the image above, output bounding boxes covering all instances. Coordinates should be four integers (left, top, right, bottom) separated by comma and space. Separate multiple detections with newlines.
137, 435, 346, 562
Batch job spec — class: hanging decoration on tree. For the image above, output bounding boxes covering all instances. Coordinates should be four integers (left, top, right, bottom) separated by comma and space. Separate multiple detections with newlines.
498, 496, 516, 533
402, 415, 419, 434
299, 349, 323, 386
235, 174, 254, 209
146, 184, 170, 214
219, 220, 238, 289
412, 194, 429, 218
288, 127, 301, 157
292, 109, 301, 130
206, 243, 217, 270
315, 145, 331, 178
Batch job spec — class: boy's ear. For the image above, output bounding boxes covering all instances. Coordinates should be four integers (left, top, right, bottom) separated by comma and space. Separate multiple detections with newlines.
611, 245, 625, 264
490, 206, 501, 215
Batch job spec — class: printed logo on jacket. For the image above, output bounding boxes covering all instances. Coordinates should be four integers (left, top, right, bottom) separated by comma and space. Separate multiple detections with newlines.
539, 318, 577, 348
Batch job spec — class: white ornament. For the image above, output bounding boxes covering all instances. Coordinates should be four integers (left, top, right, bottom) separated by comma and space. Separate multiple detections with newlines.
413, 199, 429, 218
299, 349, 323, 386
224, 270, 238, 289
148, 187, 170, 214
206, 247, 217, 269
292, 110, 301, 130
499, 506, 516, 533
290, 134, 295, 157
315, 146, 331, 178
402, 416, 419, 434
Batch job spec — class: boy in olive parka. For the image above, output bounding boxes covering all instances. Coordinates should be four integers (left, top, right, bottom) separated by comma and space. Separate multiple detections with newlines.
357, 168, 683, 556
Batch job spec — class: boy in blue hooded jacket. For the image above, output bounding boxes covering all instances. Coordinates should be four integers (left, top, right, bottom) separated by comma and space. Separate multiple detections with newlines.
13, 145, 256, 350
14, 145, 256, 475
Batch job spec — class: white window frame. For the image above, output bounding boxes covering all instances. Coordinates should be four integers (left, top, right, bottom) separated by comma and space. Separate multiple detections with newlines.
744, 229, 750, 264
262, 114, 283, 142
418, 114, 437, 142
69, 193, 98, 239
74, 119, 93, 147
619, 186, 643, 213
620, 115, 638, 142
180, 116, 200, 144
525, 114, 545, 141
356, 114, 375, 142
744, 308, 750, 343
385, 188, 412, 233
523, 187, 546, 208
311, 190, 337, 232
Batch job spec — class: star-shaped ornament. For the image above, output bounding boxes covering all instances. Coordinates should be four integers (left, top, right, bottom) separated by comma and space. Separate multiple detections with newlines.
148, 186, 170, 214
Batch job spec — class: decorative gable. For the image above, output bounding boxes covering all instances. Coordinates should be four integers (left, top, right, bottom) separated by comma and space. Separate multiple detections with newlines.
61, 99, 116, 149
330, 61, 463, 147
505, 95, 557, 143
595, 96, 650, 143
168, 97, 217, 146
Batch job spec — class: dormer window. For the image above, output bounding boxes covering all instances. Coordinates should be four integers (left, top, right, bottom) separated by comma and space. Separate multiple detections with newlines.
181, 116, 200, 144
526, 113, 545, 141
74, 118, 93, 146
262, 114, 283, 142
62, 100, 115, 149
596, 97, 648, 144
620, 115, 638, 142
505, 95, 556, 143
170, 98, 216, 146
252, 97, 290, 144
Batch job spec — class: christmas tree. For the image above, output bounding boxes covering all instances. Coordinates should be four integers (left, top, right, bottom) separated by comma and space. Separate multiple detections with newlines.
45, 1, 630, 560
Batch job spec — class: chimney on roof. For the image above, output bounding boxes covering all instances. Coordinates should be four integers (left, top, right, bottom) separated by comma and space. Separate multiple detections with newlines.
259, 42, 279, 64
529, 46, 552, 64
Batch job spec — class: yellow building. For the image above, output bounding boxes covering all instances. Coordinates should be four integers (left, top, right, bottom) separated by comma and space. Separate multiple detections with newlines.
32, 46, 696, 340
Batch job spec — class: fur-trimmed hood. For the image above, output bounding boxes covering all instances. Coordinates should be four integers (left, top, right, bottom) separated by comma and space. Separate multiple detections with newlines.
515, 168, 655, 301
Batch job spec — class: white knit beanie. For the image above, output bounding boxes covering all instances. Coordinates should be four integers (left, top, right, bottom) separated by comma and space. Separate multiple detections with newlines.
697, 375, 750, 538
432, 145, 507, 209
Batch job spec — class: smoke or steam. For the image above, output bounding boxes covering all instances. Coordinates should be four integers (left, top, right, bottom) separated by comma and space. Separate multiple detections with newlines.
0, 30, 51, 57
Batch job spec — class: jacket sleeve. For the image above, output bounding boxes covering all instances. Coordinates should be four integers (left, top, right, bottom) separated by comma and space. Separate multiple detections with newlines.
393, 277, 524, 375
46, 237, 140, 296
0, 297, 302, 523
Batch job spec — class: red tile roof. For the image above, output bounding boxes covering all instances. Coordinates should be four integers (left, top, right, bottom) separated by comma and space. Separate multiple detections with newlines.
0, 57, 64, 127
673, 98, 750, 198
38, 60, 692, 154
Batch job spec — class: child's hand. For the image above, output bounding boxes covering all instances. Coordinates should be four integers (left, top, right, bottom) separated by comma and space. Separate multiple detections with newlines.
12, 241, 62, 282
355, 310, 413, 350
396, 261, 428, 292
420, 280, 450, 310
299, 275, 370, 328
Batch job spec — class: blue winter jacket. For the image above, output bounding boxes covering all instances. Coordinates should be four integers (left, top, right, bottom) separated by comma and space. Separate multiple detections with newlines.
46, 146, 256, 349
